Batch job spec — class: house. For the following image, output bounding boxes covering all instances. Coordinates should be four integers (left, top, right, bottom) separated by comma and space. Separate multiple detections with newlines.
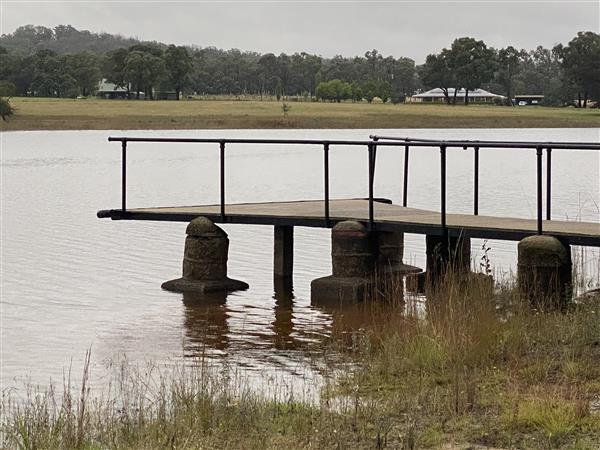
410, 88, 504, 103
96, 79, 145, 99
514, 95, 544, 106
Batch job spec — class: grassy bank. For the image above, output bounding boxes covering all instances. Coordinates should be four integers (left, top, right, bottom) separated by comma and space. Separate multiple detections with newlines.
1, 97, 599, 131
2, 274, 599, 449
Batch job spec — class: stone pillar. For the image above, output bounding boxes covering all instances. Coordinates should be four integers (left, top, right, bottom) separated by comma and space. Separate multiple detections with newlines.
518, 235, 572, 309
274, 225, 293, 280
311, 221, 375, 303
162, 217, 248, 293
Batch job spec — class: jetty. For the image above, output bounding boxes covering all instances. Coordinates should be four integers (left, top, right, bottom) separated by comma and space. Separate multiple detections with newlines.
97, 135, 600, 304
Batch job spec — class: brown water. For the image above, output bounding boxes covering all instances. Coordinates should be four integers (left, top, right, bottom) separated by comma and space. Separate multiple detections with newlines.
1, 128, 599, 392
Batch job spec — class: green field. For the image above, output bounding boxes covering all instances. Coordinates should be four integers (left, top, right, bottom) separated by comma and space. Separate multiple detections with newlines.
1, 97, 599, 131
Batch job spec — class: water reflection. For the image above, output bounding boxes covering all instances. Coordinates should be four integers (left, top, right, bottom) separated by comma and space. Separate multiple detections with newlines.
180, 276, 413, 361
182, 292, 230, 353
272, 278, 296, 350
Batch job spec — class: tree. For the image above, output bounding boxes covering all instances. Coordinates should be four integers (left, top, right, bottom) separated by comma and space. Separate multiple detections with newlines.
66, 52, 101, 96
384, 56, 416, 103
361, 79, 392, 103
30, 50, 77, 97
513, 46, 573, 106
315, 79, 352, 102
496, 46, 526, 105
419, 38, 495, 105
0, 80, 17, 96
257, 53, 279, 97
164, 45, 192, 100
419, 52, 455, 104
448, 37, 496, 105
124, 50, 165, 99
104, 48, 129, 92
554, 31, 600, 107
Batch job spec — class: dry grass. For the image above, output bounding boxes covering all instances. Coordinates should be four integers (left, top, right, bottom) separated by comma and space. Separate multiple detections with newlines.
2, 273, 600, 449
1, 97, 599, 131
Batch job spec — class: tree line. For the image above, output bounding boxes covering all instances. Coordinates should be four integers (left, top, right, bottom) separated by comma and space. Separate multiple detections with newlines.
0, 25, 598, 106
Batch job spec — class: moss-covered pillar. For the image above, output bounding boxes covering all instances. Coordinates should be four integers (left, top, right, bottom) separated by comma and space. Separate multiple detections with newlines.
162, 217, 248, 293
518, 235, 572, 309
311, 221, 375, 303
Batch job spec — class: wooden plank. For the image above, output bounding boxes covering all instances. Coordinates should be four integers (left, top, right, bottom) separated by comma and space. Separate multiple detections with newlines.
98, 199, 600, 247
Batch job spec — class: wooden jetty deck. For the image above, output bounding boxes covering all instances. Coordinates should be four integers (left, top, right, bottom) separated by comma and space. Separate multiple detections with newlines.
98, 199, 600, 247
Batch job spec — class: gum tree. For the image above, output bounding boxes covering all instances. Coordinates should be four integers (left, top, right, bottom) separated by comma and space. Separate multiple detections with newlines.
164, 45, 193, 100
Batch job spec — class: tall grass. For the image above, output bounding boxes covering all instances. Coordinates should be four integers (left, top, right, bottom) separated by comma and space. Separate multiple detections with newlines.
2, 270, 600, 449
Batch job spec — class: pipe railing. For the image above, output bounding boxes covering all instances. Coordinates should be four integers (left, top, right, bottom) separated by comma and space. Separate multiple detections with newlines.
370, 134, 599, 235
109, 136, 600, 237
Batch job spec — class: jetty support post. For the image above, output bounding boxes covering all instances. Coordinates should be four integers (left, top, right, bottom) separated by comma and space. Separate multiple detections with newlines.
274, 225, 294, 282
162, 217, 248, 294
407, 234, 471, 292
426, 234, 471, 279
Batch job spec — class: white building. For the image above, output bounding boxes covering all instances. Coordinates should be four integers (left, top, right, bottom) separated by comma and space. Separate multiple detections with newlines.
411, 88, 504, 103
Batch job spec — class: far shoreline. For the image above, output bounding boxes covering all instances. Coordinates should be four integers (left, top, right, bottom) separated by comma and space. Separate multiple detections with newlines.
1, 98, 598, 132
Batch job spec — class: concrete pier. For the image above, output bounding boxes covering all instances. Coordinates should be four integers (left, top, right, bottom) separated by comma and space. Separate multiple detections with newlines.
162, 217, 248, 293
518, 235, 572, 309
311, 221, 375, 303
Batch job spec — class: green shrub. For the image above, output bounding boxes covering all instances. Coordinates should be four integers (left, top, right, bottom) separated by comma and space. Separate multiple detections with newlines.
0, 97, 15, 121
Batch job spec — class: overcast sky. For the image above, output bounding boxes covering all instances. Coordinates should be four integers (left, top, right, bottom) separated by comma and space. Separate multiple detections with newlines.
1, 1, 598, 62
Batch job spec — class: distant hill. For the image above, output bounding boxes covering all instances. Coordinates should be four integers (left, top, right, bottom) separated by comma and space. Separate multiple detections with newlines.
0, 24, 143, 55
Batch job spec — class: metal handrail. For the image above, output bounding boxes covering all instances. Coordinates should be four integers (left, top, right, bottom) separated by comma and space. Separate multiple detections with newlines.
371, 134, 599, 233
108, 136, 600, 150
369, 134, 600, 148
108, 135, 600, 239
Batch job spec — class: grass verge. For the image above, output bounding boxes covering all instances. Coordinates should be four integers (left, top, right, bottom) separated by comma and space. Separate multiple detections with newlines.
1, 98, 599, 131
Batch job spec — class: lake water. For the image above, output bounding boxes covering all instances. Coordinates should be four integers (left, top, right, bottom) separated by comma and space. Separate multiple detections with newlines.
1, 128, 599, 393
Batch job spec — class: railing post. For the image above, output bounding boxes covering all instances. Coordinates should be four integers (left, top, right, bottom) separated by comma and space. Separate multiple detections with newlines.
403, 144, 410, 207
536, 146, 543, 234
368, 143, 375, 228
220, 141, 225, 221
474, 146, 479, 215
121, 140, 127, 212
546, 147, 552, 221
323, 142, 330, 226
440, 144, 447, 236
370, 137, 378, 181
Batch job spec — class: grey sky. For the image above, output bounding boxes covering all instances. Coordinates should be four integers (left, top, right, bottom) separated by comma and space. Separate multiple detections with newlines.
1, 1, 598, 62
